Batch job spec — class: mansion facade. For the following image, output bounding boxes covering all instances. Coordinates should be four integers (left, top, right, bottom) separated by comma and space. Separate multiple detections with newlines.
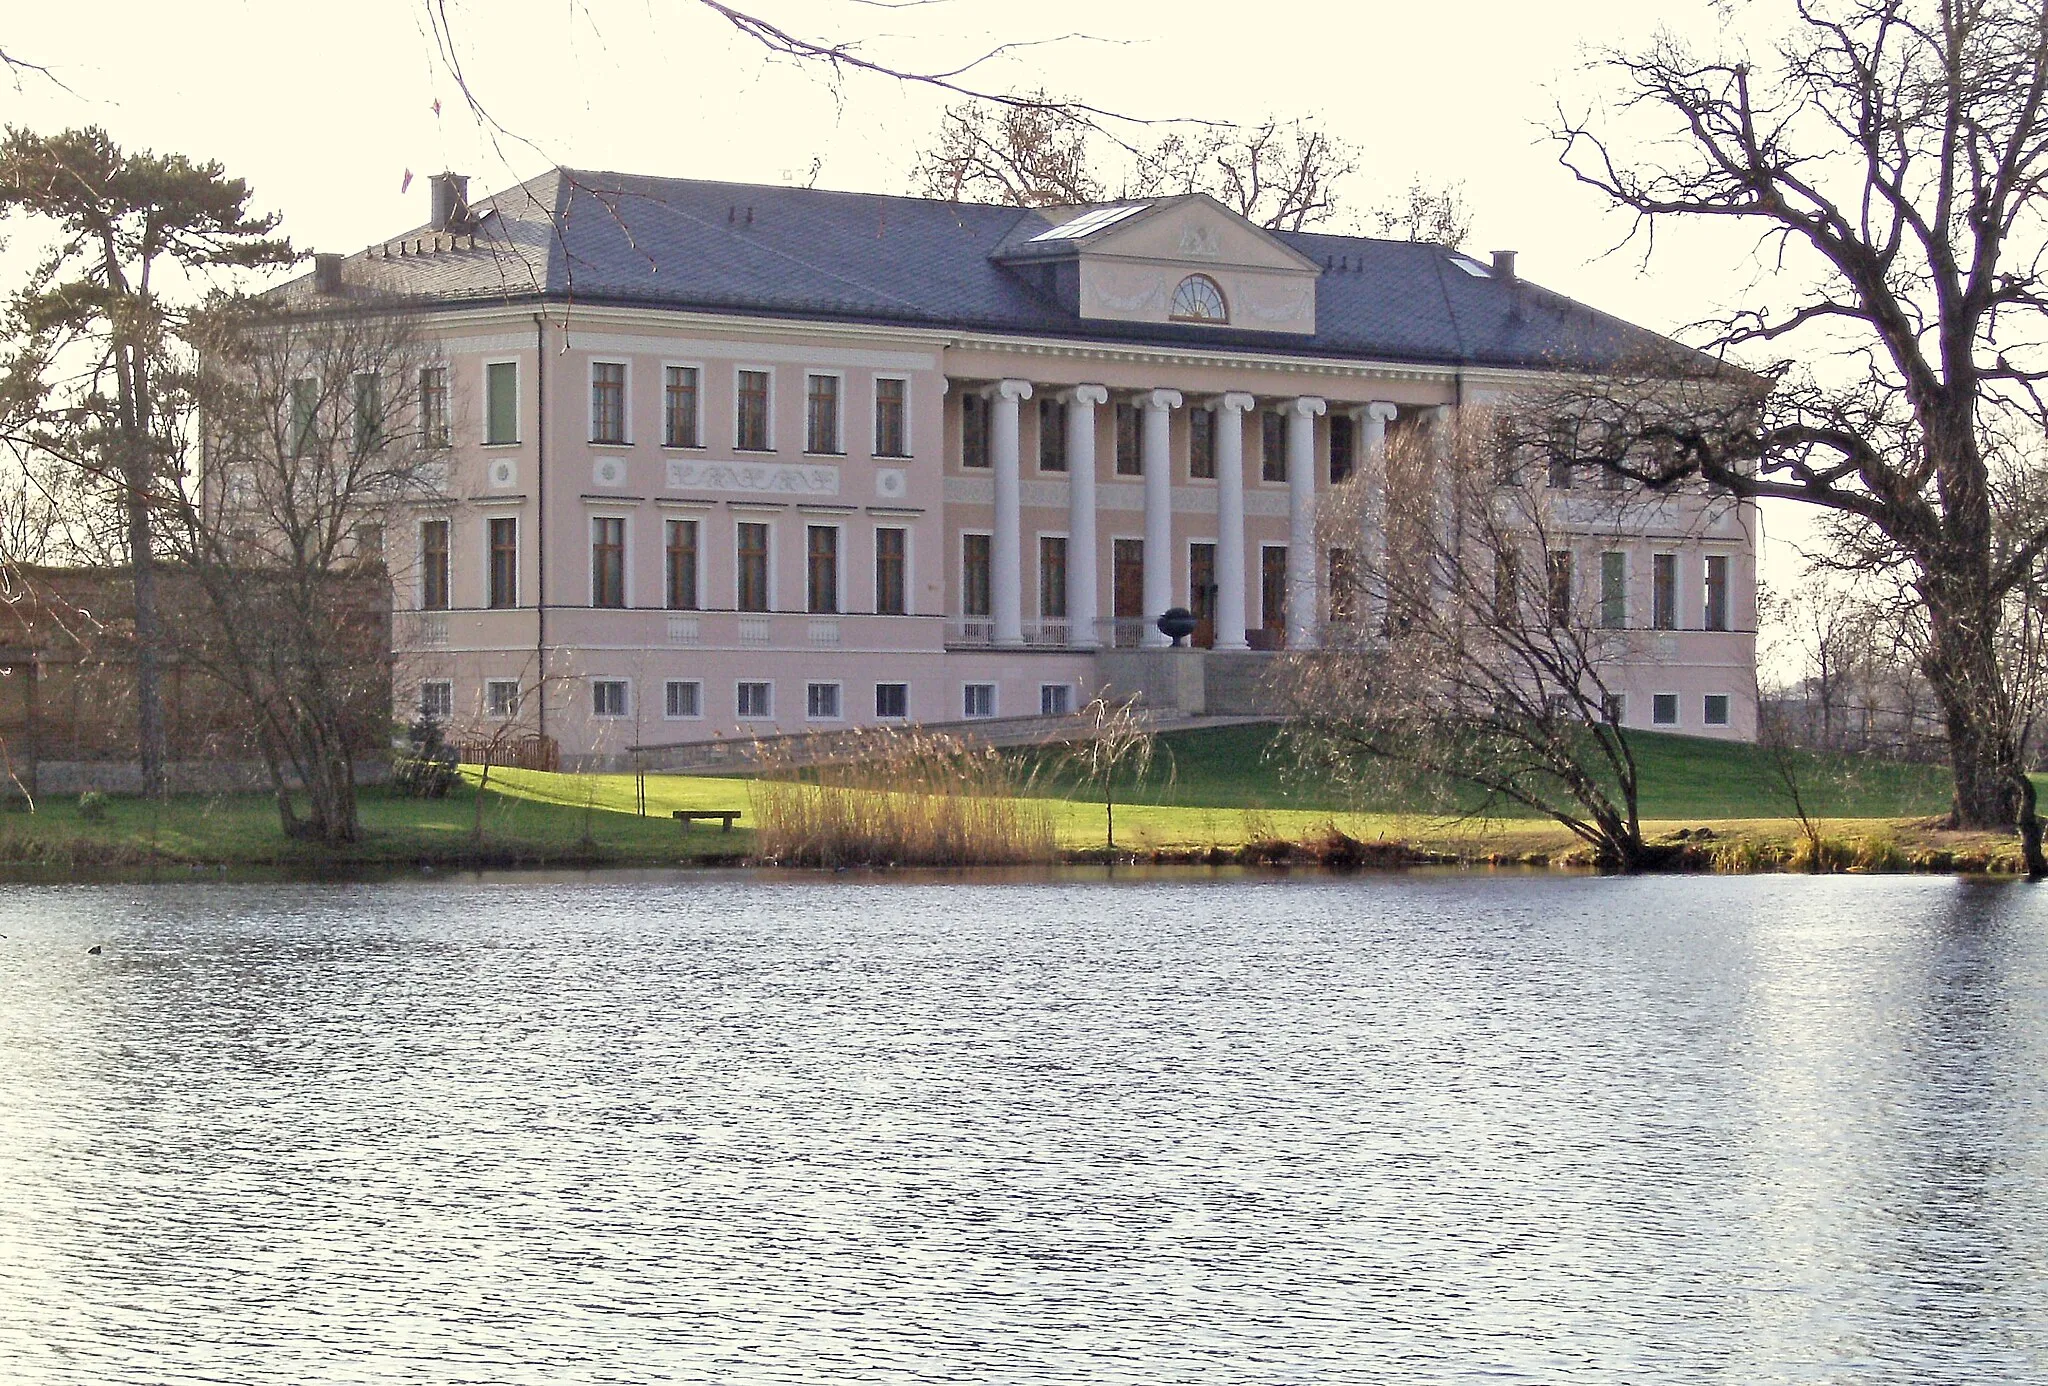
304, 170, 1757, 764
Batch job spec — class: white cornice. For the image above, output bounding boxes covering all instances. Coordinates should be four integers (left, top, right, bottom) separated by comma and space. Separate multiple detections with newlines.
942, 332, 1463, 384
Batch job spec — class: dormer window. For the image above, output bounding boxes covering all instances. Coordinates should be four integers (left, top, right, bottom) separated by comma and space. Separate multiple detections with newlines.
1170, 274, 1228, 323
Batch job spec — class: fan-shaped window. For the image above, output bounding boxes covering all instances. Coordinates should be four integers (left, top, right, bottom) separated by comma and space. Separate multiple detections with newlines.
1170, 274, 1228, 323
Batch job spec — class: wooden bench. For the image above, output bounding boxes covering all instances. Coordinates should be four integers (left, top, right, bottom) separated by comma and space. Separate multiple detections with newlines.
673, 809, 742, 833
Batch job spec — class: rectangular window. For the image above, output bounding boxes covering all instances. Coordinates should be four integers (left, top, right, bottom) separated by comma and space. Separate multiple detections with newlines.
962, 532, 992, 618
737, 681, 773, 719
1328, 414, 1354, 484
420, 520, 450, 611
1038, 397, 1067, 472
1652, 693, 1680, 726
1548, 455, 1574, 490
874, 527, 907, 615
488, 517, 518, 608
1115, 403, 1140, 476
591, 361, 626, 444
486, 679, 520, 719
420, 366, 450, 449
1547, 550, 1573, 626
1190, 542, 1216, 645
1600, 551, 1627, 629
875, 377, 908, 457
1704, 554, 1730, 632
419, 680, 453, 721
591, 680, 629, 718
1039, 535, 1068, 621
806, 682, 842, 721
1040, 684, 1072, 716
806, 373, 841, 454
736, 369, 771, 451
485, 361, 518, 444
806, 525, 839, 614
1189, 406, 1216, 479
1603, 693, 1625, 725
1704, 694, 1731, 727
875, 682, 909, 719
1262, 411, 1287, 483
291, 377, 319, 458
963, 683, 997, 719
665, 519, 700, 611
1113, 537, 1145, 647
591, 516, 626, 608
961, 392, 988, 468
352, 372, 383, 454
664, 366, 701, 448
1652, 552, 1679, 630
1495, 551, 1520, 625
665, 679, 702, 719
1547, 417, 1575, 489
736, 522, 770, 612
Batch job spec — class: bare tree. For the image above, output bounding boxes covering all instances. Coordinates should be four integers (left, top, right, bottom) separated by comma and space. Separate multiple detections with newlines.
1284, 408, 1739, 871
1064, 694, 1163, 852
1125, 117, 1360, 231
1373, 178, 1476, 250
162, 297, 430, 844
910, 90, 1104, 207
1552, 3, 2048, 868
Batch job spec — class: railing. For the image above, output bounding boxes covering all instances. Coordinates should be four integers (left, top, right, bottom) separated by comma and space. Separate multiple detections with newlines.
398, 611, 449, 649
944, 619, 1079, 649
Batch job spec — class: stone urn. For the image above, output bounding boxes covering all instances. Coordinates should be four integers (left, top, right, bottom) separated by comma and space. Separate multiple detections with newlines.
1156, 607, 1198, 647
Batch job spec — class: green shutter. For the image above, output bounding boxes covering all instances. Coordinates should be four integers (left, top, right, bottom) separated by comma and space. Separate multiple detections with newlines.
486, 361, 518, 444
1600, 551, 1627, 628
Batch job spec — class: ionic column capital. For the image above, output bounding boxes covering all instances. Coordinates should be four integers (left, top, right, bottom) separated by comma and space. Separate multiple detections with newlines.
1367, 400, 1400, 423
1287, 395, 1328, 419
995, 378, 1034, 402
1064, 383, 1109, 407
1143, 388, 1183, 412
1215, 391, 1256, 415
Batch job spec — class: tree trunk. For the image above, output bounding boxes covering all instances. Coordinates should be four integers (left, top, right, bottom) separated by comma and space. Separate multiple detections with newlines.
1924, 580, 2022, 830
127, 480, 168, 799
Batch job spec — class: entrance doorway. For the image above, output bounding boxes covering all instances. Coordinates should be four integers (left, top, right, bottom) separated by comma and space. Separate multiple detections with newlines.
1189, 542, 1216, 648
1113, 538, 1144, 647
1260, 545, 1288, 647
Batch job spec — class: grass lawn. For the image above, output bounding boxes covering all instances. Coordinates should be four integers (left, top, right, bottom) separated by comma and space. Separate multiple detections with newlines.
0, 727, 1985, 874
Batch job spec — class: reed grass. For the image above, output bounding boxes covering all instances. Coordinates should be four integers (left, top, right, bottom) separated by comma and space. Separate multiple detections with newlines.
748, 726, 1056, 867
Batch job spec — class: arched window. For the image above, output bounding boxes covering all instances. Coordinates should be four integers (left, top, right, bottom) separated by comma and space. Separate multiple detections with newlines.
1170, 274, 1228, 323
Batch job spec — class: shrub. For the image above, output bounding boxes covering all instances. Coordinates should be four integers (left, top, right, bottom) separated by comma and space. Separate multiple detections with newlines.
1788, 834, 1857, 873
391, 717, 459, 799
77, 791, 109, 823
1850, 835, 1910, 873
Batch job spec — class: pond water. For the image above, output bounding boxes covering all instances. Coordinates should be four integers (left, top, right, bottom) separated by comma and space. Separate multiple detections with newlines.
0, 872, 2044, 1384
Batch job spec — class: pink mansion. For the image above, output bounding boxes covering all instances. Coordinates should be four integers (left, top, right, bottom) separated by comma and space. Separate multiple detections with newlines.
300, 170, 1757, 765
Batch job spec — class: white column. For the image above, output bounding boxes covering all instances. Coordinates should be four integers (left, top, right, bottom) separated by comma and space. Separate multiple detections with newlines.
1140, 388, 1182, 648
1286, 395, 1328, 649
1360, 401, 1398, 632
1213, 392, 1256, 651
1065, 384, 1108, 649
990, 379, 1032, 647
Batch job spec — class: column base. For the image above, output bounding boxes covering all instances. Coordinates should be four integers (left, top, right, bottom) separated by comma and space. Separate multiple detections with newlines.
1213, 638, 1251, 652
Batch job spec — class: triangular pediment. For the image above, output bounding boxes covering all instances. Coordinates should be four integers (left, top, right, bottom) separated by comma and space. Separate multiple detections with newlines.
997, 195, 1321, 335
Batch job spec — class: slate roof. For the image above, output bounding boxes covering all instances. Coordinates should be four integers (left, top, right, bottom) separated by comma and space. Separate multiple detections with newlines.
315, 167, 1699, 375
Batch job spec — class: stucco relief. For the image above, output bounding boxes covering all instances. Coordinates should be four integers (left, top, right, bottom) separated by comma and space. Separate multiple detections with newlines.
1087, 271, 1169, 314
1239, 287, 1314, 325
1177, 223, 1223, 258
666, 458, 840, 496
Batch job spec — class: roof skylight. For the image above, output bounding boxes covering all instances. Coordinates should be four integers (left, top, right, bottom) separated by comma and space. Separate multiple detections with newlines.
1451, 255, 1493, 278
1029, 203, 1150, 242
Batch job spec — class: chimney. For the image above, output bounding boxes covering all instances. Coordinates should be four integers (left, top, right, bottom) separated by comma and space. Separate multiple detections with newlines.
313, 252, 344, 294
430, 172, 470, 232
1492, 249, 1517, 282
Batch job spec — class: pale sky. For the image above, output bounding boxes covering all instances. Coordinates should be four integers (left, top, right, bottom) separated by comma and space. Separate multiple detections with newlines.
2, 0, 1820, 581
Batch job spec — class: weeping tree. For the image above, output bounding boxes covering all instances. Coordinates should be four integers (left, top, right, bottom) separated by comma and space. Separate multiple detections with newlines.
1552, 1, 2048, 865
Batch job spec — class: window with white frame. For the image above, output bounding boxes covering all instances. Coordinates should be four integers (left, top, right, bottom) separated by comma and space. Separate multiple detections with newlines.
591, 516, 627, 609
737, 681, 773, 719
420, 519, 451, 611
1040, 684, 1072, 716
874, 377, 909, 457
665, 679, 702, 719
484, 360, 518, 445
807, 524, 840, 614
418, 680, 454, 721
591, 361, 627, 444
664, 366, 701, 448
419, 365, 450, 449
1652, 693, 1679, 726
1704, 694, 1731, 726
875, 682, 909, 719
736, 370, 772, 451
591, 680, 629, 718
806, 373, 842, 454
963, 683, 997, 719
485, 679, 520, 719
806, 682, 842, 720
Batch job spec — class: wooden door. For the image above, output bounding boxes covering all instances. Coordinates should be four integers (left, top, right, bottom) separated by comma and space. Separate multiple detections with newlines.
1261, 545, 1288, 647
1189, 543, 1216, 648
1112, 539, 1144, 648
